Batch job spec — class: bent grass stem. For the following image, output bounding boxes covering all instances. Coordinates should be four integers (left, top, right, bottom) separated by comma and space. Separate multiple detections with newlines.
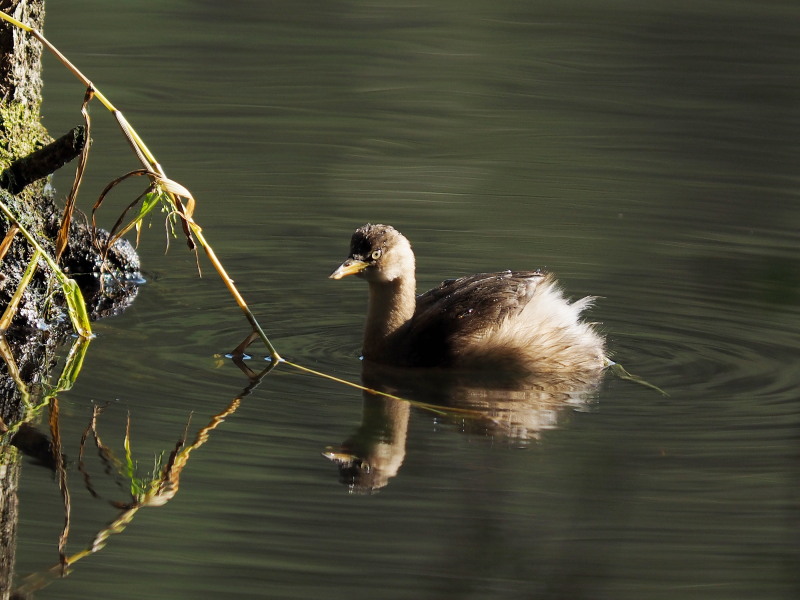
0, 10, 278, 356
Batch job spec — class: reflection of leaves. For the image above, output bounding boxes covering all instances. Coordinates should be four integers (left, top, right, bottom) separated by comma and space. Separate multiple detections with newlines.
14, 382, 254, 597
0, 336, 91, 433
78, 405, 168, 506
0, 330, 31, 408
54, 336, 90, 393
123, 414, 142, 499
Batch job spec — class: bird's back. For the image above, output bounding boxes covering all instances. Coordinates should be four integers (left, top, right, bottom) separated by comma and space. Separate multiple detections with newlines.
389, 271, 604, 372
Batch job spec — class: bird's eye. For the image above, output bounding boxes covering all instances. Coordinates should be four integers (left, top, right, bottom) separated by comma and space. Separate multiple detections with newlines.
371, 249, 382, 261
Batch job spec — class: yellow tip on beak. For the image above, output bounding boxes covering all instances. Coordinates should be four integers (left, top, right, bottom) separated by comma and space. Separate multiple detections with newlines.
330, 258, 369, 280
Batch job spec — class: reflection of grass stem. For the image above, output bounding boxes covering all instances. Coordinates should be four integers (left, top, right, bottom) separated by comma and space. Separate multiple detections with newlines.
282, 359, 490, 419
11, 345, 510, 597
606, 360, 669, 396
0, 336, 92, 580
12, 385, 246, 596
54, 336, 90, 393
13, 388, 248, 596
48, 398, 71, 570
0, 336, 90, 443
0, 334, 31, 408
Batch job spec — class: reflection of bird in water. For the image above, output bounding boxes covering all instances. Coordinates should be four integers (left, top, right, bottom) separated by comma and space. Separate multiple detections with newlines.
323, 393, 410, 493
324, 362, 604, 494
330, 224, 605, 374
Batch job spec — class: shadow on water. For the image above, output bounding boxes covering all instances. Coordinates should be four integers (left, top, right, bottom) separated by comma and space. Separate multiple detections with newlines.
324, 360, 605, 493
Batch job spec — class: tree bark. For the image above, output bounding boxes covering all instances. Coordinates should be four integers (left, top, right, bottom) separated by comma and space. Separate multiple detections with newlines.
0, 445, 19, 600
0, 125, 86, 193
0, 0, 43, 106
0, 3, 44, 595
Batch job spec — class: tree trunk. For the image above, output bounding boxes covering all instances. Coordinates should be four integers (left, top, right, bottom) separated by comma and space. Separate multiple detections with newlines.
0, 0, 43, 106
0, 3, 44, 595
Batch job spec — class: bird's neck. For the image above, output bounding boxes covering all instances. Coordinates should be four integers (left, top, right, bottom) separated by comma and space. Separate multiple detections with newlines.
362, 276, 416, 360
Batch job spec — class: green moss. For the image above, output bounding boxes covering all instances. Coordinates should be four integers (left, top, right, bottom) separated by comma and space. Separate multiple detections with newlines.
0, 101, 53, 209
0, 100, 50, 169
0, 101, 54, 287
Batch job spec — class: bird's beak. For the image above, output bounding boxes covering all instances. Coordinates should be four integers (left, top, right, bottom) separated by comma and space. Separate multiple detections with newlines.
322, 446, 361, 465
322, 447, 371, 471
329, 258, 369, 280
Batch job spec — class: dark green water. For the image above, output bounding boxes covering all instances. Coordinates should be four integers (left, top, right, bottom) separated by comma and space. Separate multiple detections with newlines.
8, 1, 800, 598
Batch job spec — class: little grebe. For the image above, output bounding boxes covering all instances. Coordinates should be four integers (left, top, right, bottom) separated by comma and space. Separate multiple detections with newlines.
330, 224, 605, 373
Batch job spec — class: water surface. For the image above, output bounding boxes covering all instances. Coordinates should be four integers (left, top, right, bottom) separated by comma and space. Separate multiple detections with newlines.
7, 1, 800, 599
